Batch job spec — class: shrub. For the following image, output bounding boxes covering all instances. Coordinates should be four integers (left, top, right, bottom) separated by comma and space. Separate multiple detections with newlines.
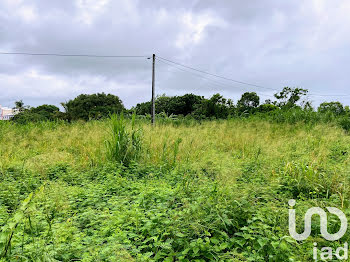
11, 112, 46, 124
11, 104, 61, 124
338, 116, 350, 132
258, 104, 278, 113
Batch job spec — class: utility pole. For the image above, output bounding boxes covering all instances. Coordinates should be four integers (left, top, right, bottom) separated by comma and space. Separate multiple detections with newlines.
151, 53, 156, 125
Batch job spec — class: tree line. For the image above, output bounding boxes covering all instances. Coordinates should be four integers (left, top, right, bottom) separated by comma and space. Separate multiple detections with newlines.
9, 87, 350, 124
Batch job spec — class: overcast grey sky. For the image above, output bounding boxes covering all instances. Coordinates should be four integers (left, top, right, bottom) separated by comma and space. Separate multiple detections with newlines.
1, 0, 350, 109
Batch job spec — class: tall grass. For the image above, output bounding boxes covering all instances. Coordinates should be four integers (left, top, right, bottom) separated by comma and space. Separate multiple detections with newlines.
105, 113, 142, 166
1, 117, 350, 260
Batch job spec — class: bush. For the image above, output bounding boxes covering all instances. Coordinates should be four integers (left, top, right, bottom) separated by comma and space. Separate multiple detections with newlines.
268, 108, 320, 125
338, 116, 350, 132
12, 104, 61, 124
258, 104, 278, 113
11, 112, 46, 124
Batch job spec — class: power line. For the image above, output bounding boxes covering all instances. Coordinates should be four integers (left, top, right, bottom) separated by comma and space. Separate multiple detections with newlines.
157, 58, 275, 98
1, 52, 349, 98
157, 59, 244, 93
157, 59, 220, 93
0, 52, 149, 58
157, 56, 279, 92
157, 56, 350, 97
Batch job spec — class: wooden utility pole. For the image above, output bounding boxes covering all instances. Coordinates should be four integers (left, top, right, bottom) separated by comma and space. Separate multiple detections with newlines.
151, 54, 156, 125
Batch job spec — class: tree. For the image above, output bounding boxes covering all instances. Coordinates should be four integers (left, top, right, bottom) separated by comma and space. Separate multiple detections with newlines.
62, 93, 124, 121
155, 95, 173, 114
318, 102, 345, 115
172, 94, 204, 116
274, 87, 308, 108
258, 104, 278, 113
193, 93, 231, 119
13, 100, 29, 112
237, 92, 260, 113
134, 101, 151, 116
133, 95, 172, 116
133, 93, 203, 116
12, 104, 61, 124
31, 104, 60, 120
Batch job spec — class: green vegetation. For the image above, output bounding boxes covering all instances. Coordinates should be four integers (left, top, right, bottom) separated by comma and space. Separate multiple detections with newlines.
62, 93, 124, 121
2, 87, 350, 260
105, 113, 142, 166
11, 93, 125, 123
1, 115, 350, 261
11, 88, 350, 132
11, 105, 61, 124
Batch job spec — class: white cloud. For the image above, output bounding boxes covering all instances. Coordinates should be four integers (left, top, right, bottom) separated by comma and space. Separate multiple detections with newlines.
176, 11, 227, 49
0, 68, 149, 108
75, 0, 110, 25
1, 1, 37, 23
17, 5, 37, 23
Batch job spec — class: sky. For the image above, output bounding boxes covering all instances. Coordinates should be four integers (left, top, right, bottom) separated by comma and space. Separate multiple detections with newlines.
1, 0, 350, 109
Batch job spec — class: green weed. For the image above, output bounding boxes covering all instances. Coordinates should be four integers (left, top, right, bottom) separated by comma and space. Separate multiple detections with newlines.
0, 118, 349, 261
105, 113, 142, 166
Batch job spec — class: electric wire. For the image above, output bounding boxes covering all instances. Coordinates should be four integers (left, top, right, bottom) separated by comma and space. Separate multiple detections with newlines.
157, 58, 275, 98
157, 56, 350, 97
0, 51, 349, 98
0, 52, 149, 58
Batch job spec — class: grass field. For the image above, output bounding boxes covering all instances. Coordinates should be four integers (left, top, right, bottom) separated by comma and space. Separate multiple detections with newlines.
1, 117, 350, 261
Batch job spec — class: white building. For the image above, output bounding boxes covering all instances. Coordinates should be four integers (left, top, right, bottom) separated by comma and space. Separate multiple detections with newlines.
0, 105, 18, 120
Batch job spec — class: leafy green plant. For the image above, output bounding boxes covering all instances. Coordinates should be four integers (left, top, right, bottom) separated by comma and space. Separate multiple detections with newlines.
105, 113, 142, 166
233, 210, 296, 261
0, 185, 44, 258
3, 114, 350, 261
278, 162, 342, 199
338, 116, 350, 132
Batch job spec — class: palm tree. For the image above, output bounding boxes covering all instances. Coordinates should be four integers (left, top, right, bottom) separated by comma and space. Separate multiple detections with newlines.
14, 100, 26, 112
